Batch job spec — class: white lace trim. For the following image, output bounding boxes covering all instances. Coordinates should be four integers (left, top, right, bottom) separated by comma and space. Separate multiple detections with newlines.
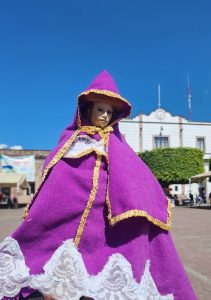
0, 237, 30, 299
0, 237, 174, 300
64, 135, 106, 158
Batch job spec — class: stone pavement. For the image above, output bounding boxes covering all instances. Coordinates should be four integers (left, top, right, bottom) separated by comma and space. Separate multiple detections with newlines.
171, 206, 211, 300
0, 206, 210, 299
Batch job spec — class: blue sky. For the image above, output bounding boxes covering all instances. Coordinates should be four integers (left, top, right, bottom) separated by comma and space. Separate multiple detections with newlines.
0, 0, 211, 149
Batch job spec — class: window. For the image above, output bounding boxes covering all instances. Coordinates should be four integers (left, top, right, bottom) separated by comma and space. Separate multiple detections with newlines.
154, 136, 169, 149
196, 137, 205, 152
175, 186, 178, 191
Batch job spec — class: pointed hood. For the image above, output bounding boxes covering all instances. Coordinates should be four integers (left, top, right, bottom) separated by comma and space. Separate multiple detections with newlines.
85, 69, 120, 93
77, 70, 131, 127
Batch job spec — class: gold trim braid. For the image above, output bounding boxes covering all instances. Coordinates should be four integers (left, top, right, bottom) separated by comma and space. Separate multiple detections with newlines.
107, 198, 172, 231
78, 89, 131, 106
74, 154, 102, 247
79, 125, 113, 139
77, 89, 131, 127
22, 129, 81, 219
41, 129, 81, 182
66, 148, 106, 159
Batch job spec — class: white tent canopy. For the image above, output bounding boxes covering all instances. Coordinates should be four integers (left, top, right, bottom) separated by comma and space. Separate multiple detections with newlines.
190, 171, 211, 182
0, 173, 30, 189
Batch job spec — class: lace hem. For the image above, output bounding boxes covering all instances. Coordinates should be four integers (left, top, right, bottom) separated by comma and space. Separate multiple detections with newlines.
0, 237, 30, 299
0, 237, 173, 300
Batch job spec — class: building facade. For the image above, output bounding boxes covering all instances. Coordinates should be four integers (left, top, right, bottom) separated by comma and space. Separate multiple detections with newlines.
1, 109, 211, 203
119, 108, 211, 199
0, 149, 50, 204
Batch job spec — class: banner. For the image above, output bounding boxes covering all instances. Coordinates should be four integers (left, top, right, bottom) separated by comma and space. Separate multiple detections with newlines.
0, 155, 35, 181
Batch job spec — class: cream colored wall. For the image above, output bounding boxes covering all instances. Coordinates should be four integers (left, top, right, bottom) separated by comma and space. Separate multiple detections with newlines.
119, 109, 211, 198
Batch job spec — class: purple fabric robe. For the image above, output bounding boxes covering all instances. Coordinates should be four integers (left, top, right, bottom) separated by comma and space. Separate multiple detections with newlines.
0, 70, 197, 300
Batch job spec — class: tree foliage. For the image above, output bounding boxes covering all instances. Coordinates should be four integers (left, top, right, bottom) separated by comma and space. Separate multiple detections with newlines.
139, 147, 204, 187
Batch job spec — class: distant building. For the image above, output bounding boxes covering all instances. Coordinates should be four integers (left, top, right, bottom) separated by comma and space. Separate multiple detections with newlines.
119, 108, 211, 198
0, 149, 50, 204
1, 109, 211, 203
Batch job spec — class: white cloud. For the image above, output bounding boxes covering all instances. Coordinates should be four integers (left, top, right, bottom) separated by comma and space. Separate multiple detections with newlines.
10, 145, 23, 150
0, 144, 8, 149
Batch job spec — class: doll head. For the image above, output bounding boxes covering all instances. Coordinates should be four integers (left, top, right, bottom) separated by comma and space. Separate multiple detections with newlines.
90, 101, 113, 128
77, 70, 131, 128
81, 99, 114, 128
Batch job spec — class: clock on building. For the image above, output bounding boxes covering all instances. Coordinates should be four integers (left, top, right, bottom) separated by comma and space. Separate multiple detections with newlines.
156, 109, 166, 121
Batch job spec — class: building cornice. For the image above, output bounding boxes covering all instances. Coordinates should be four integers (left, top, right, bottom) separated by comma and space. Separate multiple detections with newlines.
120, 120, 211, 126
0, 149, 50, 159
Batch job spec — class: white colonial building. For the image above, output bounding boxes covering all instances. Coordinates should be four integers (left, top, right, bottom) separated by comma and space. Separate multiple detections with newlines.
119, 108, 211, 199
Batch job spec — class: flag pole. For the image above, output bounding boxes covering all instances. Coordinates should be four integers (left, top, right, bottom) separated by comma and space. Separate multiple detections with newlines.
158, 84, 161, 108
187, 76, 192, 121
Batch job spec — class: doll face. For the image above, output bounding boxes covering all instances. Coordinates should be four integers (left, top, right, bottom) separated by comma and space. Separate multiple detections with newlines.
90, 102, 113, 128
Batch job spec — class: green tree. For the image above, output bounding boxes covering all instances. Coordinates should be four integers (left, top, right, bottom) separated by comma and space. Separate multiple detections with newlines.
139, 147, 204, 188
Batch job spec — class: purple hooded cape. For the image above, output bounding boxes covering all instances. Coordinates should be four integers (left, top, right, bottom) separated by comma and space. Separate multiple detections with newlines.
0, 70, 197, 300
39, 70, 171, 231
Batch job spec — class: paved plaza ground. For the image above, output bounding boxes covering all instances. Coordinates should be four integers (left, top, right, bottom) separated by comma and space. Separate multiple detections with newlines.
0, 206, 210, 299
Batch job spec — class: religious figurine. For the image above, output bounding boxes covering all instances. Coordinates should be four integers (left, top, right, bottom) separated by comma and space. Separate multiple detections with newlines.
0, 70, 197, 300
